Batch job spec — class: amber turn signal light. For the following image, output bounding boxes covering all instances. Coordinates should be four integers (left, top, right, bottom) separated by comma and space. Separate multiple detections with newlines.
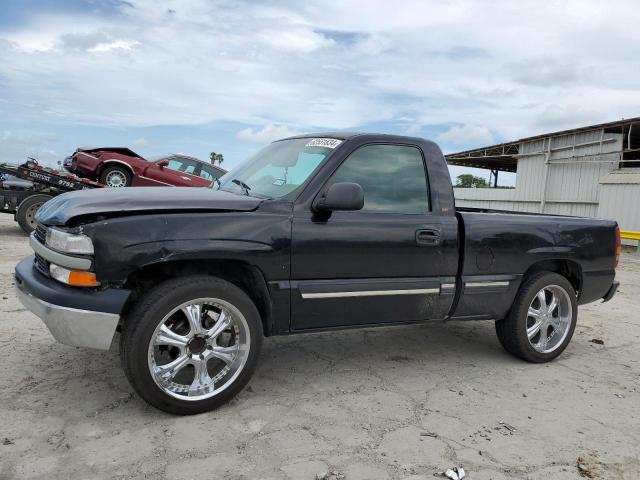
68, 271, 99, 287
50, 264, 100, 287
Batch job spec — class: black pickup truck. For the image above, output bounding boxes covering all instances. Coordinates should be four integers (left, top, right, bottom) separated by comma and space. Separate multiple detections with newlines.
15, 133, 620, 414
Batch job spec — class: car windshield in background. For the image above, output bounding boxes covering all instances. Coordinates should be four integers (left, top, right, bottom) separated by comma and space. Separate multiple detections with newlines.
217, 138, 341, 198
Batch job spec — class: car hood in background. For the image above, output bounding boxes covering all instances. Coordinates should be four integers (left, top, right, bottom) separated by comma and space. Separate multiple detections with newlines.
35, 187, 263, 226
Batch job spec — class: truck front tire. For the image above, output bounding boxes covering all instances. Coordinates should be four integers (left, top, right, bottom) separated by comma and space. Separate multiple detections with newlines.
495, 271, 577, 363
120, 275, 263, 415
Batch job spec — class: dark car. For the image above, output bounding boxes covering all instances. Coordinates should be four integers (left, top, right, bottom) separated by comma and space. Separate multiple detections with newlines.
16, 133, 619, 415
63, 148, 226, 188
1, 174, 34, 190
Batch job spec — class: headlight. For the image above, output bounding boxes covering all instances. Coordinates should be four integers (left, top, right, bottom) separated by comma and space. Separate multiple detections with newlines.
50, 264, 99, 287
45, 228, 94, 254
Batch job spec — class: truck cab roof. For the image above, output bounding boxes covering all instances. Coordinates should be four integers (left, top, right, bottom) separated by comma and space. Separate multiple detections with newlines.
279, 132, 439, 147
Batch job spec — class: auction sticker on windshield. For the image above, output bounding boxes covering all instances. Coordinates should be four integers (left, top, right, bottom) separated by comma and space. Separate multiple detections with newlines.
305, 138, 343, 149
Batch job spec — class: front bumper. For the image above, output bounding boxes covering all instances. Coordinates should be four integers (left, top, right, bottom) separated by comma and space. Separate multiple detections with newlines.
15, 256, 131, 350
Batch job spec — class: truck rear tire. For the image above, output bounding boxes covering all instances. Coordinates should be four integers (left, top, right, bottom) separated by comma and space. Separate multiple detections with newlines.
15, 194, 53, 234
495, 271, 577, 363
120, 275, 263, 415
100, 165, 132, 187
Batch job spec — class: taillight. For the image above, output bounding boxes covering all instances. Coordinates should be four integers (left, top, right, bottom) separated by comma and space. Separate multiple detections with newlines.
614, 226, 621, 268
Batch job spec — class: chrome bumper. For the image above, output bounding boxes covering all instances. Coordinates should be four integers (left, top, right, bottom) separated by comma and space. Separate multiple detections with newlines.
16, 284, 120, 350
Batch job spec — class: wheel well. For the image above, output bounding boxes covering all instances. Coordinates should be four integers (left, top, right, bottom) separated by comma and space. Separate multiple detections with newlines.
121, 259, 273, 336
523, 259, 583, 296
99, 161, 134, 178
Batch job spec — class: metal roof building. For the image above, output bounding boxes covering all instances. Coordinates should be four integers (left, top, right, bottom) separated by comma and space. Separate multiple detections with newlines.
446, 117, 640, 239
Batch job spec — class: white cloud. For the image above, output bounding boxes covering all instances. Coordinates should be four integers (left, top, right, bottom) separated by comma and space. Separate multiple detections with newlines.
87, 39, 140, 53
257, 28, 334, 53
507, 57, 584, 87
0, 130, 59, 166
532, 104, 600, 130
0, 0, 638, 142
352, 34, 391, 56
438, 124, 495, 146
403, 123, 422, 136
236, 124, 301, 144
133, 137, 149, 146
1, 14, 108, 52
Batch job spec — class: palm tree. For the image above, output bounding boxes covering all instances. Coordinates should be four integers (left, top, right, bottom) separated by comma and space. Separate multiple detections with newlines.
209, 152, 224, 165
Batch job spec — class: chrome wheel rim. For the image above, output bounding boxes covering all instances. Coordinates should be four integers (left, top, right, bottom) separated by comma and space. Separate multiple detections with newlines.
105, 170, 127, 187
148, 298, 250, 401
526, 285, 572, 354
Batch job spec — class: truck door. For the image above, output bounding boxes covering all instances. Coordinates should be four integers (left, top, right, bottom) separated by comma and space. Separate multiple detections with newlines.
290, 143, 459, 330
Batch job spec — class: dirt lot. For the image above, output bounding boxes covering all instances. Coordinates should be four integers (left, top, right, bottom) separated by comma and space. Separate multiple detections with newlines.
0, 214, 638, 480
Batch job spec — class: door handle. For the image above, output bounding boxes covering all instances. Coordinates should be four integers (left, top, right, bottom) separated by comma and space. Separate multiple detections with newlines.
416, 229, 441, 246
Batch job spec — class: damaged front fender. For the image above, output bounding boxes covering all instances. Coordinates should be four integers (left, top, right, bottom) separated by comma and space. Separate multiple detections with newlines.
81, 211, 291, 285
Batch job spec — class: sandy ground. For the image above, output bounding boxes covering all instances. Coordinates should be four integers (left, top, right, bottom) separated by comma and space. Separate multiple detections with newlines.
0, 214, 638, 480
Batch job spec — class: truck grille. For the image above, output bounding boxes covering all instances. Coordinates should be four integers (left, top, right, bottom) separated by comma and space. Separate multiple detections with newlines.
34, 253, 50, 277
34, 224, 47, 244
33, 225, 50, 277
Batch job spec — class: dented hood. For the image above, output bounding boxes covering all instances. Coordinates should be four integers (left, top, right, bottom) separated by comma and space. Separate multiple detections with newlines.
35, 187, 262, 226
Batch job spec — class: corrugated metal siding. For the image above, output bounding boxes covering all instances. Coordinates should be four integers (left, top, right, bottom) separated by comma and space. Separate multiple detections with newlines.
598, 180, 640, 246
545, 161, 614, 204
598, 183, 640, 227
542, 202, 598, 217
453, 128, 634, 223
453, 188, 516, 201
454, 188, 540, 212
513, 157, 546, 201
454, 191, 598, 217
543, 132, 621, 205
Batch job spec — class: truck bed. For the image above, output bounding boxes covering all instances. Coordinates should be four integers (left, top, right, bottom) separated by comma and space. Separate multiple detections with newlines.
451, 208, 617, 321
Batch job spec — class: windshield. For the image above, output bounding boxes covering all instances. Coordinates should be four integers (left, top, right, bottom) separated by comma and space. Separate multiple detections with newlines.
217, 137, 341, 198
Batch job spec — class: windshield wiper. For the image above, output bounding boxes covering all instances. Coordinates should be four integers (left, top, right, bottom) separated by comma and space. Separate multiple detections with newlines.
232, 179, 252, 196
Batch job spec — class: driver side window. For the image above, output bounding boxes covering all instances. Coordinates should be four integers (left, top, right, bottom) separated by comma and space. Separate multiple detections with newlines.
329, 144, 430, 213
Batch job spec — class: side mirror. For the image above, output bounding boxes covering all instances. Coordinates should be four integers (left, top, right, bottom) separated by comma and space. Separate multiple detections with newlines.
157, 159, 169, 168
314, 182, 364, 213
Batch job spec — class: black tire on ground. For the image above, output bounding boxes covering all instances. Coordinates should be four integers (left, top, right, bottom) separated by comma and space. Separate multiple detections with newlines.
495, 271, 577, 363
120, 275, 263, 415
99, 165, 132, 187
15, 194, 53, 234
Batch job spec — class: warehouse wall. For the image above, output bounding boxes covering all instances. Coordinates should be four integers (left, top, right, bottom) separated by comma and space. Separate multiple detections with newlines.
453, 189, 597, 216
453, 129, 625, 221
598, 170, 640, 234
513, 138, 546, 203
453, 188, 536, 212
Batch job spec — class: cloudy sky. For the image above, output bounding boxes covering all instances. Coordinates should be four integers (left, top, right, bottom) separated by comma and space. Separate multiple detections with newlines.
1, 0, 639, 184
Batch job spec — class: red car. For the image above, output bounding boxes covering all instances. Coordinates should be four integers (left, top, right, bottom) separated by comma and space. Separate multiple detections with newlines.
63, 148, 226, 188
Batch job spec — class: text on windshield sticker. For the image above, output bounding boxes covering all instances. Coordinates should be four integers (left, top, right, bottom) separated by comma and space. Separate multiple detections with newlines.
305, 138, 343, 149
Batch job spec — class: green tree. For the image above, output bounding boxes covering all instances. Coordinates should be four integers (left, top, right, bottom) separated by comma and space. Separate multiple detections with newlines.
209, 152, 224, 165
455, 174, 488, 188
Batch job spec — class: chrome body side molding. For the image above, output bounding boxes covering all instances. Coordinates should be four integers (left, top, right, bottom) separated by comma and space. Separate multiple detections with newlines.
301, 288, 440, 299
